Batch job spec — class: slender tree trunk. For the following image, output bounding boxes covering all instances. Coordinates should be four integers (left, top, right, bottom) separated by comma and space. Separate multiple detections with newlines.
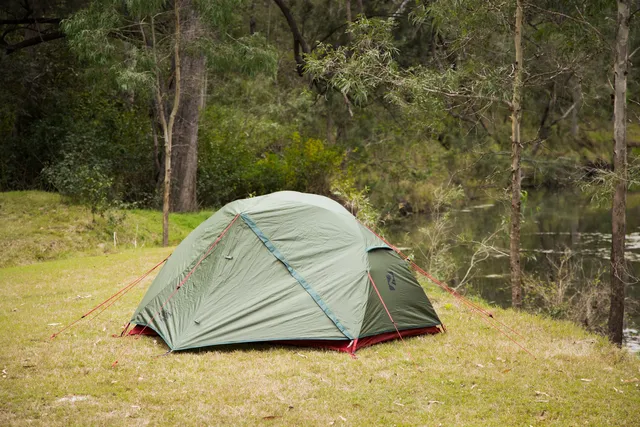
162, 133, 172, 247
571, 76, 581, 139
510, 0, 524, 308
250, 0, 257, 34
273, 0, 311, 76
608, 0, 630, 346
161, 4, 182, 247
171, 0, 204, 213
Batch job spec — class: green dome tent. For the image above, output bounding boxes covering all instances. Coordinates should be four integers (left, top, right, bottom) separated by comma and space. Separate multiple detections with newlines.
129, 191, 442, 353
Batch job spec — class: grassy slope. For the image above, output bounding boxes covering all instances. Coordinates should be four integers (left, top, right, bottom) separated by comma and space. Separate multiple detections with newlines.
0, 250, 638, 426
0, 191, 213, 268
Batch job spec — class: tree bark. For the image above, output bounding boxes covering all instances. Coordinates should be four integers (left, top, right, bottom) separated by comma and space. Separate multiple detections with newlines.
160, 4, 182, 247
608, 0, 630, 346
510, 0, 524, 308
571, 76, 581, 139
171, 0, 205, 212
272, 0, 311, 76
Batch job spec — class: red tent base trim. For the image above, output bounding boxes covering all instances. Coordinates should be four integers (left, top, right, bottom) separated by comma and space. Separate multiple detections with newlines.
128, 324, 443, 353
129, 325, 159, 336
277, 325, 442, 353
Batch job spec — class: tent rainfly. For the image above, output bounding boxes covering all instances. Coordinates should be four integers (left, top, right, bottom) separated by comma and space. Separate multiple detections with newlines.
129, 191, 442, 353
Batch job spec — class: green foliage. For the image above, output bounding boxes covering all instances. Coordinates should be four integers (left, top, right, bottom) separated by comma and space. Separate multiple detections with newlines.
0, 40, 83, 191
205, 33, 278, 78
43, 154, 114, 215
198, 105, 342, 206
280, 132, 343, 193
330, 176, 380, 228
63, 0, 253, 103
250, 134, 342, 195
3, 0, 639, 231
580, 161, 640, 208
38, 90, 155, 211
306, 17, 399, 105
197, 105, 267, 206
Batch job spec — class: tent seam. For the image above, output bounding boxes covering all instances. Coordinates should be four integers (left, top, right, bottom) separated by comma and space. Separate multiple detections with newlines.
240, 213, 354, 340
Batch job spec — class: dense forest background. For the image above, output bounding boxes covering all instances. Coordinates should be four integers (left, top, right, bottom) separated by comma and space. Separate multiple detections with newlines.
1, 0, 639, 343
3, 0, 638, 211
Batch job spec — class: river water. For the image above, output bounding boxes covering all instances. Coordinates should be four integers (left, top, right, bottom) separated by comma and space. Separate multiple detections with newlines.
387, 190, 640, 353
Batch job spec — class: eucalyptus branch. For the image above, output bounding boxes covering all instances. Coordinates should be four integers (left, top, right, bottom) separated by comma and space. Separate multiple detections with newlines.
527, 3, 610, 49
272, 0, 310, 76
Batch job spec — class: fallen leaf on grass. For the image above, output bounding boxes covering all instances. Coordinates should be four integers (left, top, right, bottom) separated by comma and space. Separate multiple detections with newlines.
393, 402, 404, 407
613, 387, 624, 394
296, 352, 308, 359
502, 369, 512, 374
339, 415, 347, 421
47, 323, 61, 327
262, 415, 281, 420
621, 378, 639, 383
535, 391, 550, 397
476, 364, 484, 368
580, 378, 593, 382
427, 400, 444, 405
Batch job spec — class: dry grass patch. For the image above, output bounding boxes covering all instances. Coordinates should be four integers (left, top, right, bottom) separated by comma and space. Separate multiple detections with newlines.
0, 249, 638, 426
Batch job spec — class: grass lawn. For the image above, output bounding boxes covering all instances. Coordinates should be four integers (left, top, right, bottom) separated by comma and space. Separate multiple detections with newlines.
0, 249, 638, 426
0, 191, 213, 268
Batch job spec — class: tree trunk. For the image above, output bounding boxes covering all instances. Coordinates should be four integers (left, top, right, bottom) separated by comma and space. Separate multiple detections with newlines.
162, 132, 172, 247
570, 76, 581, 139
273, 0, 311, 76
510, 0, 524, 308
171, 0, 205, 213
608, 0, 630, 346
162, 3, 182, 247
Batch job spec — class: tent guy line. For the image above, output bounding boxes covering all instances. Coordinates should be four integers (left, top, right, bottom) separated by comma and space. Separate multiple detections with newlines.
49, 256, 169, 341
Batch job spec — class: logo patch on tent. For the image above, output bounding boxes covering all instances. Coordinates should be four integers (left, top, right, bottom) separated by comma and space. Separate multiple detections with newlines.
386, 271, 396, 291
